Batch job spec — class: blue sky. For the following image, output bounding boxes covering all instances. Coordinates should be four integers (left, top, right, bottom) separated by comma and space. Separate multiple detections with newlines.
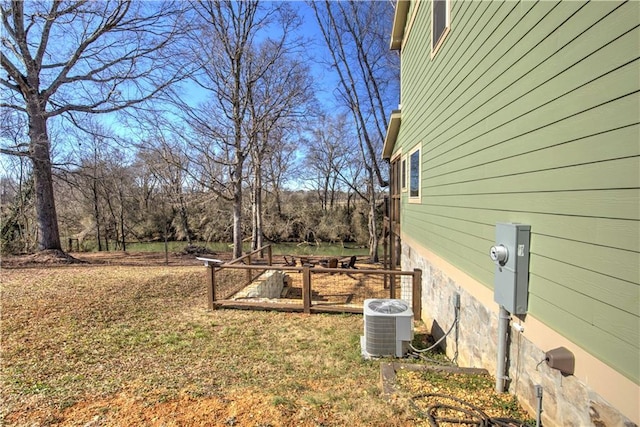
177, 2, 342, 112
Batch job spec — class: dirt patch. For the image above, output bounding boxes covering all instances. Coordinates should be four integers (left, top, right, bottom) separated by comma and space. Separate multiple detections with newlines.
2, 249, 86, 267
5, 389, 293, 427
281, 268, 393, 306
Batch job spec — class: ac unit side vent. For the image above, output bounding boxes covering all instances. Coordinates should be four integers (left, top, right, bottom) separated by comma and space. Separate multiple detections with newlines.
365, 316, 397, 356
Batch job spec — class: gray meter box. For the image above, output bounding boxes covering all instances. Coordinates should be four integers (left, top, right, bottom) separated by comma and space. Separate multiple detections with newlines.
491, 223, 531, 314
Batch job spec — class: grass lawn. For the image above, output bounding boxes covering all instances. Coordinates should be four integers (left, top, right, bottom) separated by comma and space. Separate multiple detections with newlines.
1, 252, 409, 426
1, 251, 533, 426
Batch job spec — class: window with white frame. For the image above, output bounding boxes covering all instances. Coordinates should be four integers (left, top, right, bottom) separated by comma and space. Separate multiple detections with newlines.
431, 0, 450, 57
408, 145, 421, 202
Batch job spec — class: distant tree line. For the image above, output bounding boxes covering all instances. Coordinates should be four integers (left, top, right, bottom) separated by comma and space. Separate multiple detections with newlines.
0, 140, 383, 254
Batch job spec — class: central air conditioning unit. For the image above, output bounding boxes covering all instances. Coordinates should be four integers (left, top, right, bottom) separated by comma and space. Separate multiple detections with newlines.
362, 298, 413, 358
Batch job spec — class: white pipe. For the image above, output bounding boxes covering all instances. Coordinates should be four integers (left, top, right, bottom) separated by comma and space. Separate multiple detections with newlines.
496, 305, 510, 392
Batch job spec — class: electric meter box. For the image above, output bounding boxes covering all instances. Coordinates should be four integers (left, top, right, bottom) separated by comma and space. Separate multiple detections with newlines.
490, 223, 531, 314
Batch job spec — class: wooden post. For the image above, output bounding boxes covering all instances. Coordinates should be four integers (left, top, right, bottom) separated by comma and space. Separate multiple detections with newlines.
207, 264, 216, 310
302, 266, 311, 314
390, 271, 396, 299
267, 245, 272, 266
246, 253, 252, 284
383, 242, 388, 289
383, 218, 389, 289
412, 268, 422, 320
389, 231, 396, 294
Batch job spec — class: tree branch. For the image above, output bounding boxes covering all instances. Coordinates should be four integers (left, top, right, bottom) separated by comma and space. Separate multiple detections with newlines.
0, 146, 30, 157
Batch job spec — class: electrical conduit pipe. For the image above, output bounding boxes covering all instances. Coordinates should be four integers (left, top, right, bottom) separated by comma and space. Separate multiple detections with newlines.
496, 305, 510, 392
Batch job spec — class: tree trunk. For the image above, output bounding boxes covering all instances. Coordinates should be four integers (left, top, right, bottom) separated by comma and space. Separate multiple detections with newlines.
275, 186, 283, 217
367, 171, 379, 263
119, 192, 126, 252
232, 156, 244, 260
105, 193, 117, 250
329, 174, 338, 210
368, 200, 379, 263
177, 190, 191, 245
253, 162, 264, 251
92, 183, 101, 251
29, 112, 62, 251
251, 196, 257, 252
233, 193, 243, 259
323, 175, 330, 211
92, 151, 103, 251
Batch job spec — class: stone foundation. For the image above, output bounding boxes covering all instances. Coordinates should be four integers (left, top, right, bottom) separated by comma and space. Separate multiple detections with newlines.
402, 243, 636, 427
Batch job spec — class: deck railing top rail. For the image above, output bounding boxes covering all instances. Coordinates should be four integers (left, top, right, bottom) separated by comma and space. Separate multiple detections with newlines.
197, 244, 273, 268
201, 262, 418, 277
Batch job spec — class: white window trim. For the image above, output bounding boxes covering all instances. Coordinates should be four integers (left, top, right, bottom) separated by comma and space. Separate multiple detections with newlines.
401, 154, 408, 192
431, 0, 451, 59
408, 144, 421, 203
402, 0, 422, 52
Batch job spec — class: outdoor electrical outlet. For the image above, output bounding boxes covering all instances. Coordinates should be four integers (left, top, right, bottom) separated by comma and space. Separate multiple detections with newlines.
545, 347, 575, 375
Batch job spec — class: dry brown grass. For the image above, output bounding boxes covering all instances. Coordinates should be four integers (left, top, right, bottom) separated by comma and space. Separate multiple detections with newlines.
1, 252, 409, 426
1, 251, 532, 426
286, 268, 400, 306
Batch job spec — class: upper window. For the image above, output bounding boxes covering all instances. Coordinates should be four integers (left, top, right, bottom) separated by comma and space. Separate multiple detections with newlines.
409, 145, 421, 202
431, 0, 450, 58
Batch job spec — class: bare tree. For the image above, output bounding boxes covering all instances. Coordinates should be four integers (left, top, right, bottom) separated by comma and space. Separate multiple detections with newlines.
306, 113, 351, 212
246, 46, 313, 251
0, 0, 190, 252
61, 133, 131, 252
184, 0, 306, 259
136, 137, 194, 245
0, 156, 35, 253
262, 130, 300, 217
310, 0, 398, 261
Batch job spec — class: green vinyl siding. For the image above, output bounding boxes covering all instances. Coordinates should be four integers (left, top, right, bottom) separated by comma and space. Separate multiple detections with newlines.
529, 293, 639, 383
425, 123, 639, 187
530, 259, 639, 322
415, 189, 639, 219
423, 204, 639, 254
426, 156, 639, 195
394, 0, 640, 383
531, 235, 638, 285
531, 275, 638, 347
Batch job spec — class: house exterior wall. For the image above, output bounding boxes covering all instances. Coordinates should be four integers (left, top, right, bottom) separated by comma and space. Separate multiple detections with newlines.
390, 0, 639, 425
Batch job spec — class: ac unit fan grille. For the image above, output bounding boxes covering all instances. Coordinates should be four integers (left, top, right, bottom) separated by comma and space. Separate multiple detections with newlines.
367, 299, 409, 314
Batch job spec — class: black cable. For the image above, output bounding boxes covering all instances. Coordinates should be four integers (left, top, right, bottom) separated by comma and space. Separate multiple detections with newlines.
410, 316, 459, 353
410, 393, 533, 427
